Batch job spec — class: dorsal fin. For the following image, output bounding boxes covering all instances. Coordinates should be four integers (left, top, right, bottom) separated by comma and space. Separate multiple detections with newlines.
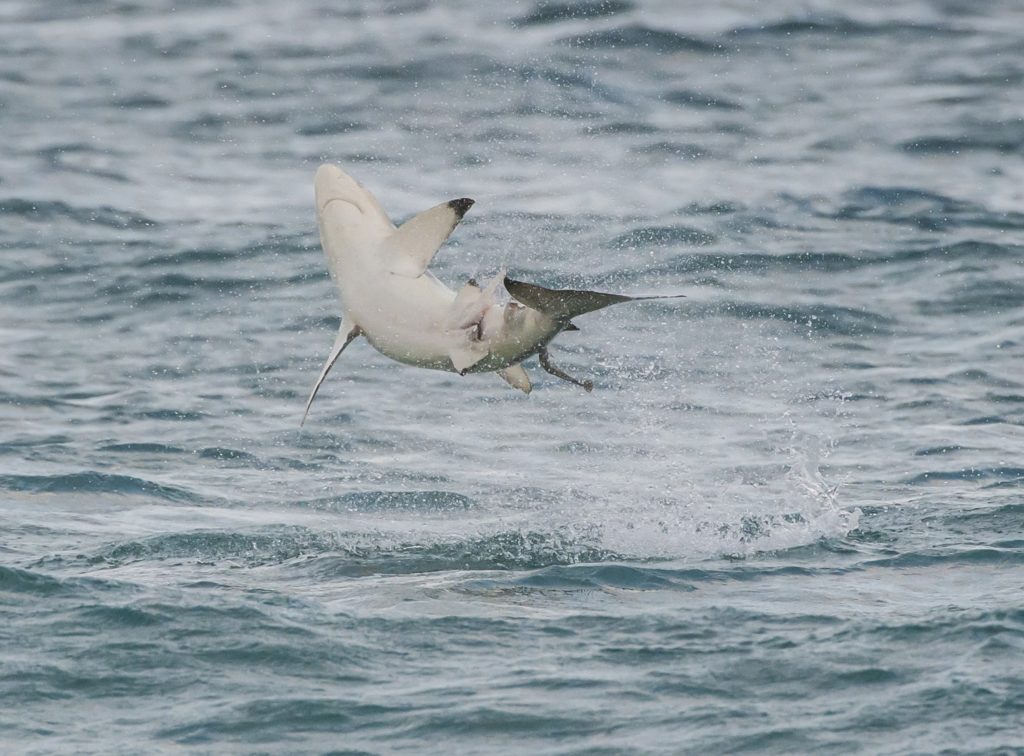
382, 198, 474, 277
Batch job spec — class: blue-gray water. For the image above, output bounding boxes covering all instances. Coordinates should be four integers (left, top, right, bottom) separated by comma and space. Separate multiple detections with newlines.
2, 0, 1023, 752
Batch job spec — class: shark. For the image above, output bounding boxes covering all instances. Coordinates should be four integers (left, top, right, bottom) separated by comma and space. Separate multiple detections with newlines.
301, 164, 684, 425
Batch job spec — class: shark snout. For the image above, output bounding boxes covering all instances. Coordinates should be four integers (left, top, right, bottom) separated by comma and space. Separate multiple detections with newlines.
314, 163, 353, 212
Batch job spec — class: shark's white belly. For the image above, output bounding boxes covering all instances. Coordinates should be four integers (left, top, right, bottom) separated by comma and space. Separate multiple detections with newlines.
342, 270, 456, 369
340, 265, 558, 374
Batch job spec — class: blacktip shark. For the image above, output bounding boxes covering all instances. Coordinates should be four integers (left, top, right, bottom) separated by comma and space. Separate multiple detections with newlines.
301, 164, 684, 425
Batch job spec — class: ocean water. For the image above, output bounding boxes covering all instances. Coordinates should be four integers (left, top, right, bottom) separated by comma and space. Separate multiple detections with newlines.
1, 0, 1023, 752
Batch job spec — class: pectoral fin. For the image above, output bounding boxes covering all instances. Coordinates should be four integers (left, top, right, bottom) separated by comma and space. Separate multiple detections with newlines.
301, 317, 361, 427
498, 364, 532, 394
450, 341, 488, 375
383, 198, 474, 277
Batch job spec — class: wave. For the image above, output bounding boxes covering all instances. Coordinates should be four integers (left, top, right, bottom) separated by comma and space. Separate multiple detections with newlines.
918, 279, 1024, 316
157, 698, 404, 744
108, 93, 171, 109
92, 528, 341, 568
295, 119, 371, 137
592, 240, 1019, 279
560, 24, 721, 53
906, 467, 1024, 485
902, 119, 1024, 155
0, 565, 76, 596
0, 564, 121, 598
943, 502, 1024, 529
301, 489, 475, 513
80, 525, 613, 574
628, 140, 710, 159
196, 447, 261, 464
0, 471, 198, 503
913, 445, 969, 457
701, 301, 896, 337
806, 187, 1024, 232
513, 0, 634, 27
98, 442, 188, 454
727, 16, 963, 41
939, 368, 1021, 389
116, 272, 268, 293
663, 89, 743, 110
0, 198, 157, 230
345, 53, 501, 84
609, 224, 716, 248
300, 528, 620, 577
0, 435, 72, 455
866, 546, 1024, 569
36, 143, 130, 183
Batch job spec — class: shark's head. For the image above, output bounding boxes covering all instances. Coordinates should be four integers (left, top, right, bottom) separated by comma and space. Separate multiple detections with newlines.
314, 163, 362, 214
314, 164, 397, 283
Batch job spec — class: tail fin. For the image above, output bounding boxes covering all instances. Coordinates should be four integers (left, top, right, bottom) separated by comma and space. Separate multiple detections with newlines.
504, 276, 684, 320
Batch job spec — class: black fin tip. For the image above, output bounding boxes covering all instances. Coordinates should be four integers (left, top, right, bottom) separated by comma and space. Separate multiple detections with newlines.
448, 198, 475, 218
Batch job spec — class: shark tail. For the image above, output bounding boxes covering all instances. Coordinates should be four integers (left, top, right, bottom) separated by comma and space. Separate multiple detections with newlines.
504, 276, 684, 320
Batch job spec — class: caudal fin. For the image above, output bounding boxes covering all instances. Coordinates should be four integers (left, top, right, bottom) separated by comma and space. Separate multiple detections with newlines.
504, 276, 684, 320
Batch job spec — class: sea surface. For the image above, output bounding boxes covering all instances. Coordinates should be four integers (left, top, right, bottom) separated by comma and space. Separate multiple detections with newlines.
1, 0, 1023, 753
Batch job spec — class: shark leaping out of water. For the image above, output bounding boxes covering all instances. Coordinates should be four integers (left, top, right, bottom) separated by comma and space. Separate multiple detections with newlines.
301, 164, 685, 425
